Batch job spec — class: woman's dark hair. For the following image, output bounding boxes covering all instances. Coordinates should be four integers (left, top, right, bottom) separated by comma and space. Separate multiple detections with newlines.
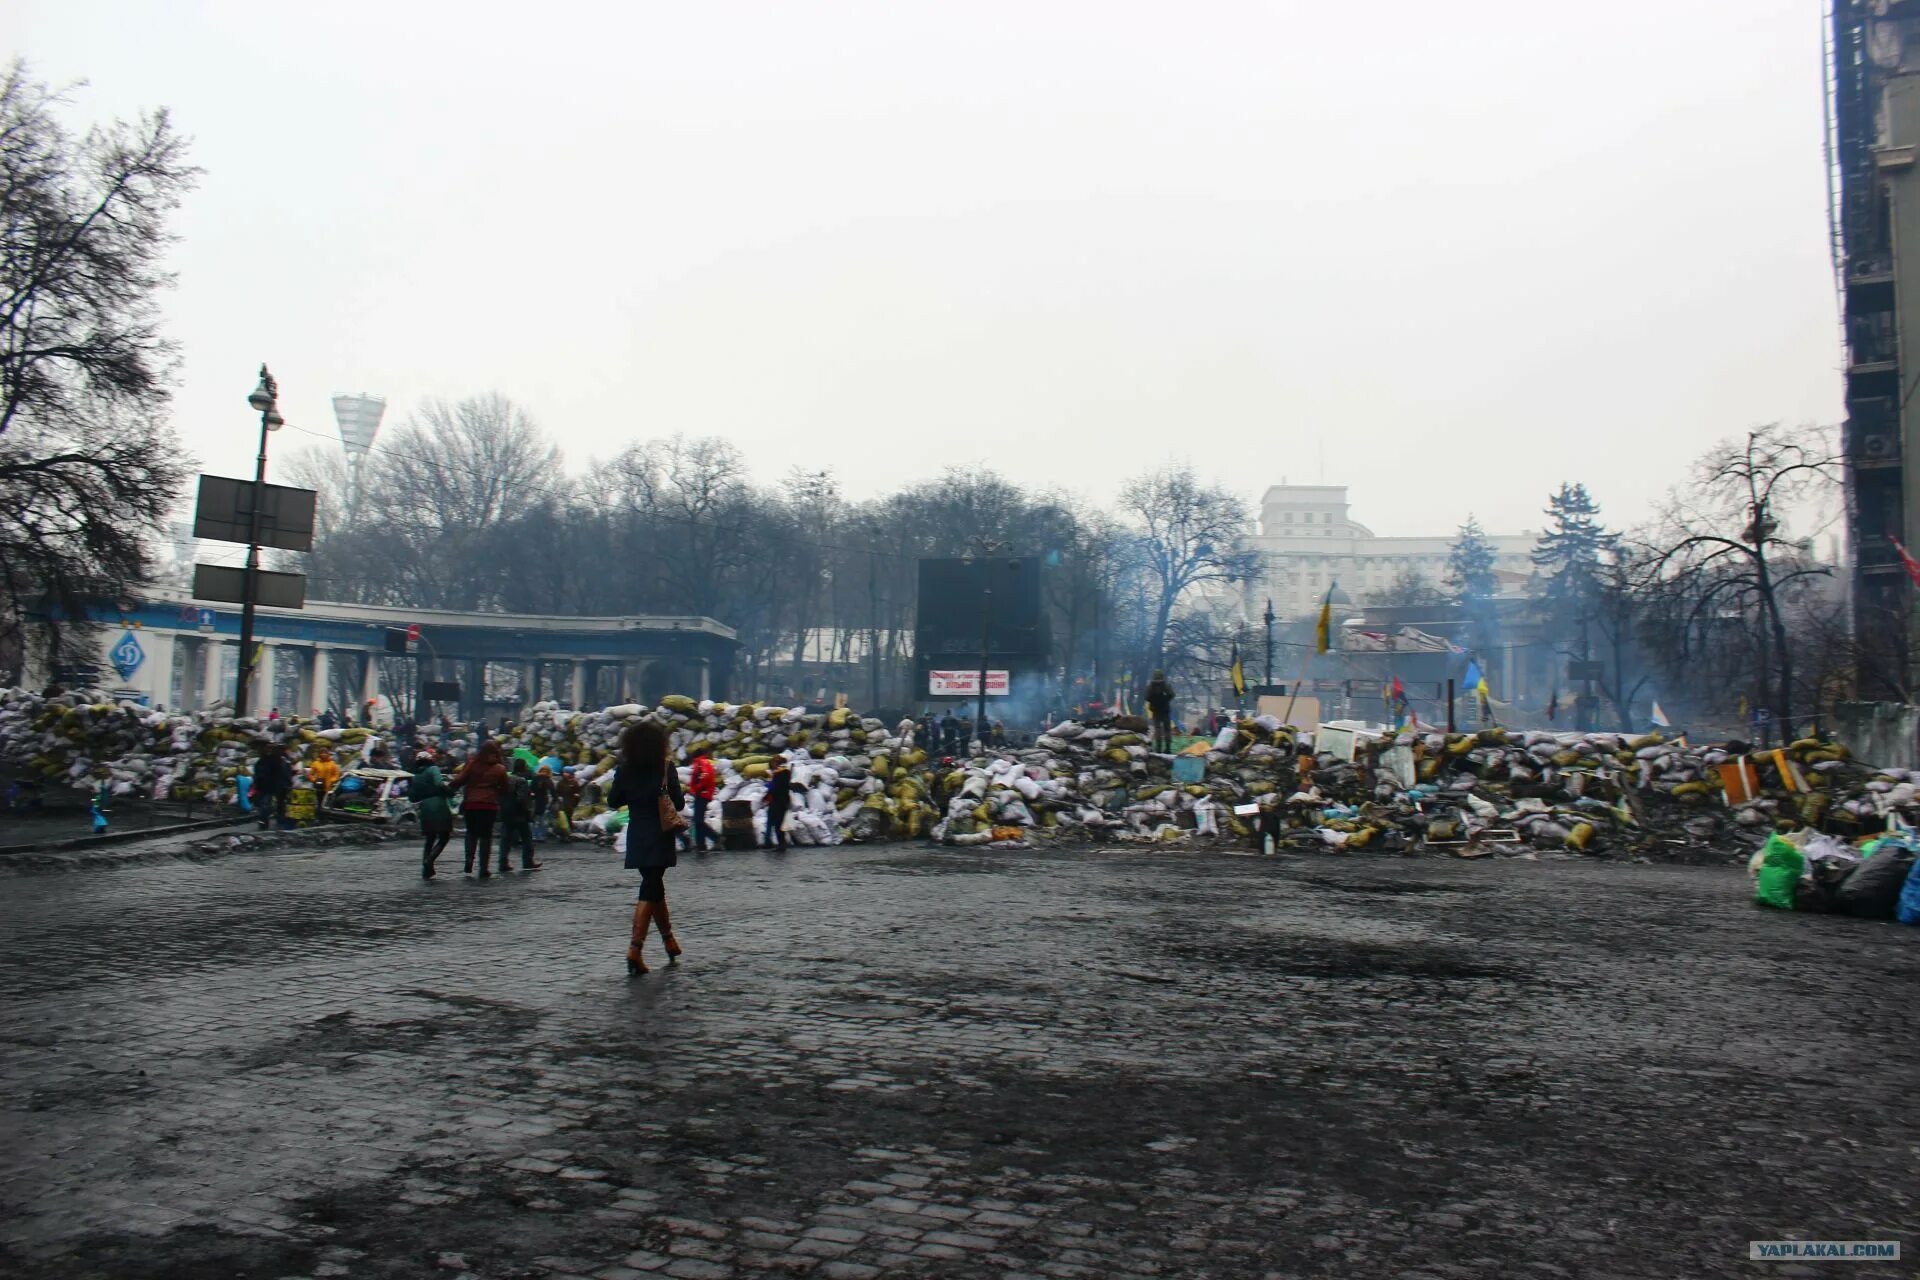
474, 740, 505, 767
622, 721, 669, 767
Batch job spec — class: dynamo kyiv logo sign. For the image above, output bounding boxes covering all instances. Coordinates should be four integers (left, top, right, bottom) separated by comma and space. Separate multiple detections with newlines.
110, 631, 145, 681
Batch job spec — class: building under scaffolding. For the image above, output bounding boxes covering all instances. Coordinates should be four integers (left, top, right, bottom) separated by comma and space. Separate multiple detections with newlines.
1831, 1, 1920, 694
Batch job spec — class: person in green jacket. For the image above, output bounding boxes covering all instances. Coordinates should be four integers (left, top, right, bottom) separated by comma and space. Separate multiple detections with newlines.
411, 750, 456, 880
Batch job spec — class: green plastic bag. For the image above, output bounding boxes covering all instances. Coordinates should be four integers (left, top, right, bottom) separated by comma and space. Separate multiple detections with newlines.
1754, 833, 1804, 911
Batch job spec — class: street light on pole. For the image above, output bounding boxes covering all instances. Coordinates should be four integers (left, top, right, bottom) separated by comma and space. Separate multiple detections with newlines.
234, 364, 283, 716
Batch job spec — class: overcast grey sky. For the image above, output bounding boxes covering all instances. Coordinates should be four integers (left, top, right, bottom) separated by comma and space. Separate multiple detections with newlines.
7, 0, 1839, 538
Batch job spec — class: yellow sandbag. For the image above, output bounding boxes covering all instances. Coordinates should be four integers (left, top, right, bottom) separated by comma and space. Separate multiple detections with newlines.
1565, 822, 1594, 850
739, 763, 770, 779
1669, 780, 1709, 797
1446, 736, 1476, 757
660, 694, 698, 715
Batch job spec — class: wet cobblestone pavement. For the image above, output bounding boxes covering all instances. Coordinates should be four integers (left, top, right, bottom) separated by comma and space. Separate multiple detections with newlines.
1, 841, 1915, 1279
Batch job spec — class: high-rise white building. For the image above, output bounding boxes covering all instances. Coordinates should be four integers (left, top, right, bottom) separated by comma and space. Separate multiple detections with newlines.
1248, 485, 1537, 618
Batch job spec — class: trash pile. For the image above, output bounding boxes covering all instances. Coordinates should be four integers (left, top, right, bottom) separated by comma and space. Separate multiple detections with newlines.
0, 687, 384, 806
10, 682, 1920, 867
0, 688, 939, 847
508, 697, 939, 846
1750, 828, 1920, 924
925, 717, 1912, 863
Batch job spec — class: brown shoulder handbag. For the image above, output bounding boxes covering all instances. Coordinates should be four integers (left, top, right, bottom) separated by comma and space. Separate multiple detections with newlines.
658, 777, 688, 835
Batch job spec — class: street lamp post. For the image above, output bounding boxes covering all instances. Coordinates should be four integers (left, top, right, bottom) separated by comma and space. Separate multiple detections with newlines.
234, 364, 283, 716
1263, 598, 1275, 688
965, 540, 1012, 747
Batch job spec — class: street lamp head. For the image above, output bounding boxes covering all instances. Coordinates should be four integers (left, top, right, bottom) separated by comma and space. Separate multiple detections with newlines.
264, 408, 285, 431
248, 365, 277, 413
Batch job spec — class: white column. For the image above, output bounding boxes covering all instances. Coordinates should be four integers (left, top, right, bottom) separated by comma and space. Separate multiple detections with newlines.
520, 660, 539, 714
257, 644, 280, 714
202, 639, 225, 709
359, 650, 380, 717
695, 657, 711, 701
138, 631, 176, 707
568, 661, 586, 710
309, 648, 332, 718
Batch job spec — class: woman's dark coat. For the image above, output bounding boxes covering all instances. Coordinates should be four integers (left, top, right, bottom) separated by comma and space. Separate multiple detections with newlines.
610, 761, 683, 871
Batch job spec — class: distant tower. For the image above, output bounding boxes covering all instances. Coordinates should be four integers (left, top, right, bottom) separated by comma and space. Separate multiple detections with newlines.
330, 394, 388, 516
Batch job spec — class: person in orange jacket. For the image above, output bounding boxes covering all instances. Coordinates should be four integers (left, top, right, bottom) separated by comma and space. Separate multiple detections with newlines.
306, 747, 342, 802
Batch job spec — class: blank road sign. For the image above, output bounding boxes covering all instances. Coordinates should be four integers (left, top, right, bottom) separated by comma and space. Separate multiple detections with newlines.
191, 564, 308, 609
192, 475, 318, 552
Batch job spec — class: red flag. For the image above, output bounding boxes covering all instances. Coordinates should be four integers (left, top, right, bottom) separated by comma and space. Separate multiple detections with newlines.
1392, 676, 1405, 700
1896, 539, 1920, 590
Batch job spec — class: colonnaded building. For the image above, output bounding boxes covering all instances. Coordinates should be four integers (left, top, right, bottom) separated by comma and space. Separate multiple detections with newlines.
1245, 485, 1537, 618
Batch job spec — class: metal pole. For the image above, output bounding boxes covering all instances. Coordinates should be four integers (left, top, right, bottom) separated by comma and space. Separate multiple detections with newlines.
1447, 678, 1456, 733
1263, 598, 1275, 687
235, 364, 277, 717
977, 574, 991, 743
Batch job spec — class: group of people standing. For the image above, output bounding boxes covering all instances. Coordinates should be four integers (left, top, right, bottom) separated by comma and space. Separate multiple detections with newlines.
897, 710, 1007, 755
408, 742, 581, 880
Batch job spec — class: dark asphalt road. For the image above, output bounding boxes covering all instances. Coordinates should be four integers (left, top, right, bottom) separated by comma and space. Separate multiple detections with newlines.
0, 839, 1914, 1279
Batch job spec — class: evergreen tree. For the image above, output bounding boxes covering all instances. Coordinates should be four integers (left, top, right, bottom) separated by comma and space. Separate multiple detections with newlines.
1531, 483, 1613, 643
1445, 516, 1499, 605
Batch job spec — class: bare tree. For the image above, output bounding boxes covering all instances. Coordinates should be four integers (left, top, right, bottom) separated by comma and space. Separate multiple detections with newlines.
1115, 464, 1258, 673
1374, 565, 1446, 607
317, 394, 561, 610
0, 62, 197, 670
1640, 426, 1839, 736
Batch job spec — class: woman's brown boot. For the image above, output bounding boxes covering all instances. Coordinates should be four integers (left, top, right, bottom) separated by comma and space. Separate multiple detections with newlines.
626, 902, 652, 975
654, 900, 682, 960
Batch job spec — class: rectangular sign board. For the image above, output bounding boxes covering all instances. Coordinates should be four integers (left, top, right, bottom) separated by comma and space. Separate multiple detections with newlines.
1257, 694, 1320, 727
929, 669, 1010, 696
422, 681, 462, 703
192, 563, 307, 609
193, 475, 318, 552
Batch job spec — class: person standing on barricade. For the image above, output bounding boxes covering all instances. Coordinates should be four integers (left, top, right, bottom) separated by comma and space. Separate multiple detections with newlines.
1145, 670, 1176, 754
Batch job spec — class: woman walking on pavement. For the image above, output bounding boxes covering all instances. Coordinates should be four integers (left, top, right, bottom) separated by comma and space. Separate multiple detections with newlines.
451, 740, 508, 878
761, 757, 793, 851
608, 721, 683, 975
411, 749, 455, 879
